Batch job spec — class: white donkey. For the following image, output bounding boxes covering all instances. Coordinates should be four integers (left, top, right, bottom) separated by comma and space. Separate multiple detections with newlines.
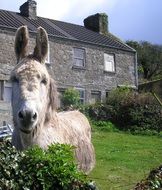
11, 26, 95, 173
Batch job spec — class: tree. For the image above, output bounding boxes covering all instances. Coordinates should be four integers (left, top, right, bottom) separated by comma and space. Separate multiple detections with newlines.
126, 40, 162, 80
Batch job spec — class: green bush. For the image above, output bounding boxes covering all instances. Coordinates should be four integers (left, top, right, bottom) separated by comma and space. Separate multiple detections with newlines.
91, 120, 119, 132
113, 92, 162, 133
61, 88, 80, 110
0, 139, 92, 190
135, 165, 162, 189
106, 86, 132, 108
79, 87, 162, 135
79, 103, 115, 121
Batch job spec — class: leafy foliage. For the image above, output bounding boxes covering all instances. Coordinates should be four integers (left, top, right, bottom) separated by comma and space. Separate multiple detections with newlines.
80, 87, 162, 135
0, 139, 92, 190
126, 40, 162, 80
79, 103, 114, 122
109, 90, 162, 134
135, 165, 162, 189
90, 120, 118, 132
61, 88, 80, 110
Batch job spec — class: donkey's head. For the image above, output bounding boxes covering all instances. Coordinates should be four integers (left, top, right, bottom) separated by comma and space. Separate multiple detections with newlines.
11, 26, 57, 134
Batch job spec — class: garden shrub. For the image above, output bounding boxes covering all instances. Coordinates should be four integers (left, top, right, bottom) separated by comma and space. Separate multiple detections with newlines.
80, 87, 162, 134
0, 139, 92, 190
135, 165, 162, 189
79, 103, 115, 121
91, 120, 119, 132
106, 86, 132, 108
113, 92, 162, 133
61, 88, 80, 110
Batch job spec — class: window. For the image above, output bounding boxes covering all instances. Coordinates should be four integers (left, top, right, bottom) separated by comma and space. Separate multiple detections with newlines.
45, 43, 50, 64
73, 48, 85, 67
4, 81, 12, 102
91, 91, 101, 104
76, 88, 85, 104
0, 80, 4, 100
106, 91, 109, 98
104, 53, 115, 72
0, 80, 12, 102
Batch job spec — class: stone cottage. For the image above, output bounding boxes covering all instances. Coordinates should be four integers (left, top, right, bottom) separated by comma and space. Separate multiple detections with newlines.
0, 0, 137, 125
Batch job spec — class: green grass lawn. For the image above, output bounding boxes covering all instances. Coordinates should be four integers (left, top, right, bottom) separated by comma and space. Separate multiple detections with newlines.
89, 131, 162, 190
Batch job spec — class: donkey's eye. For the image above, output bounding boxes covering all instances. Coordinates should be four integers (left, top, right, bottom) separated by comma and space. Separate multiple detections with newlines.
41, 78, 47, 85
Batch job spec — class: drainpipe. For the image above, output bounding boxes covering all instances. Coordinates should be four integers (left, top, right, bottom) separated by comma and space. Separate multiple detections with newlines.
135, 52, 138, 89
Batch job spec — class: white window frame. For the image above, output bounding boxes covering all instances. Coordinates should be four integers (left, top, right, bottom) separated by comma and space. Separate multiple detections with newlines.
0, 80, 12, 102
45, 43, 50, 64
104, 53, 115, 72
75, 87, 85, 104
73, 48, 85, 68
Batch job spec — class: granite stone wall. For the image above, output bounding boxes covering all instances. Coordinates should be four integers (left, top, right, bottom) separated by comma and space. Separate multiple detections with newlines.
49, 37, 136, 103
0, 29, 137, 125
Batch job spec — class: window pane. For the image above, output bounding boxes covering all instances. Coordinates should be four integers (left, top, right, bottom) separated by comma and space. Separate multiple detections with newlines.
104, 53, 115, 72
4, 87, 12, 102
4, 81, 12, 102
105, 61, 113, 71
73, 48, 85, 67
91, 91, 101, 103
74, 58, 84, 67
80, 99, 84, 104
76, 88, 85, 104
79, 90, 84, 99
74, 48, 84, 58
106, 91, 109, 98
0, 81, 4, 100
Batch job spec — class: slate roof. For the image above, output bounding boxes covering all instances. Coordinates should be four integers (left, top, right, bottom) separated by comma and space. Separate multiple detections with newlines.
0, 9, 134, 52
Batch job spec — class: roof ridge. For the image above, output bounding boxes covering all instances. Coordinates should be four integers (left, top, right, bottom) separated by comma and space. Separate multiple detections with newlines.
0, 9, 134, 52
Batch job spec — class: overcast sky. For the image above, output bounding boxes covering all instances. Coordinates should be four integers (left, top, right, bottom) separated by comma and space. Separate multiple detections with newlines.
0, 0, 162, 44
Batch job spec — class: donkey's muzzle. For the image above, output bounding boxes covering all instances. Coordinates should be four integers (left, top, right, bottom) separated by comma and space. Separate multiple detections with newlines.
18, 108, 37, 127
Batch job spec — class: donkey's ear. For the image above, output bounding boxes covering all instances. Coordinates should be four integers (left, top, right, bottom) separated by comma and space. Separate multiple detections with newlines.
33, 27, 48, 64
15, 26, 29, 62
49, 78, 58, 111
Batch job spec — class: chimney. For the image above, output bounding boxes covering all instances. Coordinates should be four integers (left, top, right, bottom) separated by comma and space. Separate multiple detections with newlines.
84, 13, 108, 34
20, 0, 37, 19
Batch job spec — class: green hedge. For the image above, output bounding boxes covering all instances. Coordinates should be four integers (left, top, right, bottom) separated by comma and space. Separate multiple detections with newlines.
0, 139, 93, 190
79, 90, 162, 134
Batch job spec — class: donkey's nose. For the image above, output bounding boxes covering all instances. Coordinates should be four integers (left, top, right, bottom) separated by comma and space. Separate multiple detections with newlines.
18, 108, 37, 124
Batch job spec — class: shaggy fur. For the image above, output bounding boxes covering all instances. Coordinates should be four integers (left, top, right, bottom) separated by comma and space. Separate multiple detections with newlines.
11, 26, 95, 173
